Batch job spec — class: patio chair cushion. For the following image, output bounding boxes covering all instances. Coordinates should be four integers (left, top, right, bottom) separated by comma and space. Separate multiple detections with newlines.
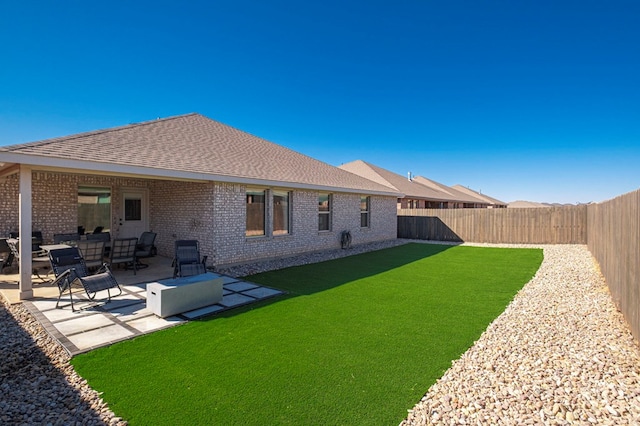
179, 263, 207, 277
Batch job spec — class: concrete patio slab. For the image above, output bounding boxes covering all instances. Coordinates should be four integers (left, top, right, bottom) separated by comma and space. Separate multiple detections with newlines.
67, 324, 134, 352
20, 265, 285, 356
55, 314, 114, 335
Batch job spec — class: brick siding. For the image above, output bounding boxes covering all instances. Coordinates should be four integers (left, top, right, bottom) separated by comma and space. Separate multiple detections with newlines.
1, 171, 397, 268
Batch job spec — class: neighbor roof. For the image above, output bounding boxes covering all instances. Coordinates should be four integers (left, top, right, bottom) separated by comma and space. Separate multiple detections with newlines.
451, 184, 507, 206
339, 160, 461, 202
411, 176, 489, 205
0, 113, 399, 196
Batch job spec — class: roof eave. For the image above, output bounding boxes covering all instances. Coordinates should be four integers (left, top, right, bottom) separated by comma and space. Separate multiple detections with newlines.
0, 153, 401, 197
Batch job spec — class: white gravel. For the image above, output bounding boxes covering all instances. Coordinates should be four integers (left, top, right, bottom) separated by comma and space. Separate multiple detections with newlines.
0, 299, 125, 425
402, 244, 640, 425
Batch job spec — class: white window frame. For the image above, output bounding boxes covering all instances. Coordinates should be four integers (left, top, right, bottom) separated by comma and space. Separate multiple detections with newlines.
273, 190, 291, 236
360, 196, 370, 228
318, 192, 332, 232
246, 188, 266, 237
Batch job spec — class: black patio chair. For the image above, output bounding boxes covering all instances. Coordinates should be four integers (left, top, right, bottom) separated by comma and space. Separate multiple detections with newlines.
53, 232, 81, 244
86, 231, 111, 242
76, 240, 106, 270
173, 239, 208, 278
135, 231, 157, 269
9, 231, 44, 251
0, 238, 13, 273
6, 238, 52, 281
108, 237, 138, 275
49, 247, 121, 311
87, 231, 111, 256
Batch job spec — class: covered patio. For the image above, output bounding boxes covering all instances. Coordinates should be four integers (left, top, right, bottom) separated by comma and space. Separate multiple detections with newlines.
0, 255, 283, 355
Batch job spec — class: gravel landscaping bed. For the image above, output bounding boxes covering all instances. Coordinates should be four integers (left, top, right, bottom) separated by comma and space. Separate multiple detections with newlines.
2, 241, 639, 425
0, 299, 125, 425
216, 239, 407, 277
402, 244, 640, 425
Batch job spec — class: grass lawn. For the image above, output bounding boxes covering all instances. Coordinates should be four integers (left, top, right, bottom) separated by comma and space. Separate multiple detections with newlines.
72, 243, 542, 425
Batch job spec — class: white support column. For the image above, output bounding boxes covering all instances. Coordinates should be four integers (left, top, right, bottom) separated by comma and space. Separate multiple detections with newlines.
19, 165, 33, 299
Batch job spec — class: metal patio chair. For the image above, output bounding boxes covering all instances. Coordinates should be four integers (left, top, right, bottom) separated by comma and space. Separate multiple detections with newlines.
108, 237, 138, 275
6, 238, 52, 281
9, 231, 44, 252
1, 238, 13, 273
173, 239, 208, 278
49, 247, 121, 311
87, 231, 111, 256
53, 232, 81, 244
135, 231, 157, 269
77, 240, 106, 270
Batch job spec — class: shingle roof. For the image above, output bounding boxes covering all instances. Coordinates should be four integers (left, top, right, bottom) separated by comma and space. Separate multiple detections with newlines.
339, 160, 487, 204
339, 160, 458, 201
0, 113, 399, 195
451, 184, 507, 206
411, 176, 487, 204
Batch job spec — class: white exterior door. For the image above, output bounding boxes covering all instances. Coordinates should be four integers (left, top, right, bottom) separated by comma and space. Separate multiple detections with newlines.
119, 189, 149, 238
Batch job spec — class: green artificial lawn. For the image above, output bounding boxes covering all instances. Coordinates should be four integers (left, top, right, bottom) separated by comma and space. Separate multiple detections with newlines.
72, 243, 542, 425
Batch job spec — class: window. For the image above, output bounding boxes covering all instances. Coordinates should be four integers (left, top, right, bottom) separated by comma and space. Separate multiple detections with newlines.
318, 193, 331, 231
78, 186, 111, 233
246, 189, 266, 236
273, 190, 291, 235
360, 196, 370, 228
124, 198, 142, 221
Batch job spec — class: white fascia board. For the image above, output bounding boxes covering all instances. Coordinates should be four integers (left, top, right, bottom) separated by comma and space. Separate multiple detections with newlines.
0, 153, 401, 197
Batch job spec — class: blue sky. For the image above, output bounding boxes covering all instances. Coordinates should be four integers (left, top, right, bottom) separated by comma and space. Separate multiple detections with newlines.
1, 1, 638, 204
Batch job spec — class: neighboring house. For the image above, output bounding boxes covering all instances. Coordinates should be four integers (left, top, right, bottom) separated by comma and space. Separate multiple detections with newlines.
407, 176, 491, 209
451, 184, 507, 208
339, 160, 490, 209
508, 200, 549, 208
0, 113, 400, 299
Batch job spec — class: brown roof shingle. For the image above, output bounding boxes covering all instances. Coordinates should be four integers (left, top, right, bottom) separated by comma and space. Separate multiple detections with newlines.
451, 184, 506, 206
339, 160, 486, 204
0, 114, 399, 195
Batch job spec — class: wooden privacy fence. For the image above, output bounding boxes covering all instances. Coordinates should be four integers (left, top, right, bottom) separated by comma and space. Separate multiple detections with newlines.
398, 206, 588, 244
398, 191, 640, 342
586, 189, 640, 342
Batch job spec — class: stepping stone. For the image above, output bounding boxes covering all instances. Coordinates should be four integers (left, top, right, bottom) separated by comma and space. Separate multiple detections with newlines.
219, 292, 256, 307
182, 304, 226, 319
126, 315, 182, 333
242, 287, 283, 299
225, 281, 258, 292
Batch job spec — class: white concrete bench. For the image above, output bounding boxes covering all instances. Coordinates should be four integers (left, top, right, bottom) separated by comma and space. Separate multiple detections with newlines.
147, 272, 223, 318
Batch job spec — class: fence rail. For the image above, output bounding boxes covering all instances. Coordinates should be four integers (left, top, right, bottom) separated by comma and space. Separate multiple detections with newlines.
398, 206, 587, 244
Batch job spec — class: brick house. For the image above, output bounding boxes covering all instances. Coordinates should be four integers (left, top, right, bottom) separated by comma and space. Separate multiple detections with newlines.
0, 114, 400, 298
339, 160, 492, 209
450, 184, 507, 208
